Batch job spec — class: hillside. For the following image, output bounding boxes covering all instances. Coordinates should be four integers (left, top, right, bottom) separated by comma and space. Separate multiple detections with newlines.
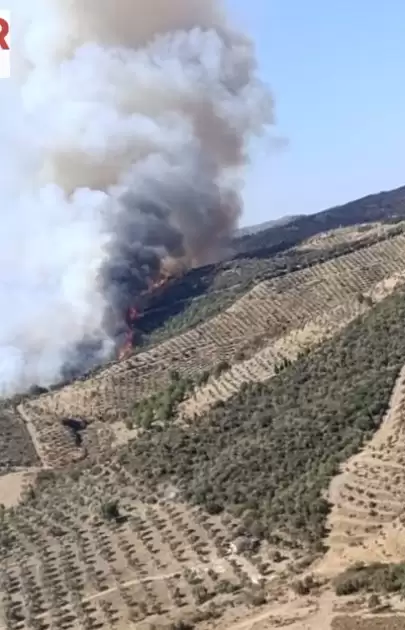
233, 215, 301, 238
5, 187, 405, 629
233, 184, 405, 257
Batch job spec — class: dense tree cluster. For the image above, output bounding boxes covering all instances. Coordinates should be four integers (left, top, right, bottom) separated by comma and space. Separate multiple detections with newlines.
334, 562, 405, 596
130, 370, 196, 430
124, 289, 405, 548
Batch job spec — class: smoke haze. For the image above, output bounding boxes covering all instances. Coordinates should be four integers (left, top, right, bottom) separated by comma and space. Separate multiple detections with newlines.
0, 0, 274, 395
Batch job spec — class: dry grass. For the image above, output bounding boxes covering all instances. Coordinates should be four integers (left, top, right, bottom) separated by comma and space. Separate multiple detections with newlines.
0, 471, 39, 508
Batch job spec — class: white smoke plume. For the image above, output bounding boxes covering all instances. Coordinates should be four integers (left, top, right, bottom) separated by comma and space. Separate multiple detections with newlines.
0, 0, 274, 395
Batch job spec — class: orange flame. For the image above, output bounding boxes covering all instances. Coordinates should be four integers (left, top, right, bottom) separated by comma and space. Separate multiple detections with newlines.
117, 258, 184, 361
117, 330, 134, 361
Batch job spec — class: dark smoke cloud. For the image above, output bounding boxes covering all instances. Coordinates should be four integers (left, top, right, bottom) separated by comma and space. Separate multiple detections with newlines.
0, 0, 274, 394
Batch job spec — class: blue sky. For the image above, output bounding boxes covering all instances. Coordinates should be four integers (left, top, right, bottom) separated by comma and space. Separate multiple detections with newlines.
228, 0, 405, 226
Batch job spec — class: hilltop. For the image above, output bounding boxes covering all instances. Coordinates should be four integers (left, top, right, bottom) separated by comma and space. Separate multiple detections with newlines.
4, 185, 405, 629
233, 184, 405, 256
233, 214, 301, 238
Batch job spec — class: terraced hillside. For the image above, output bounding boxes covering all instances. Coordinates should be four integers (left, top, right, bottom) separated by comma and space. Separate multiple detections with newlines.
179, 271, 405, 419
7, 196, 405, 629
19, 231, 405, 463
319, 363, 405, 574
121, 290, 405, 546
297, 221, 403, 251
136, 219, 405, 348
5, 284, 405, 630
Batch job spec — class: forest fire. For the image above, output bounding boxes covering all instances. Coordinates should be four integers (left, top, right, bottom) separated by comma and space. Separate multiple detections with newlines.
1, 0, 273, 394
117, 307, 140, 361
117, 331, 135, 361
116, 263, 179, 361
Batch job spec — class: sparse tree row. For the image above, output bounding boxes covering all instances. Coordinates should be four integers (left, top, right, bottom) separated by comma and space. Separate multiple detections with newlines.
142, 221, 405, 348
0, 452, 276, 629
0, 407, 39, 474
123, 288, 405, 550
178, 270, 403, 419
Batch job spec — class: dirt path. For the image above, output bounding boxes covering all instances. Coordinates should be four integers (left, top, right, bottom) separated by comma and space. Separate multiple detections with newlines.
84, 570, 180, 602
220, 588, 335, 630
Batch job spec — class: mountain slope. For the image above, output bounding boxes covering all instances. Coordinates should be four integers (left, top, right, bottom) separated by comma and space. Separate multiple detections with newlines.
233, 184, 405, 257
4, 186, 405, 629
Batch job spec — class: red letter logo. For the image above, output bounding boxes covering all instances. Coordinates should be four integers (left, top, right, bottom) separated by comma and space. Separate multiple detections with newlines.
0, 17, 9, 51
